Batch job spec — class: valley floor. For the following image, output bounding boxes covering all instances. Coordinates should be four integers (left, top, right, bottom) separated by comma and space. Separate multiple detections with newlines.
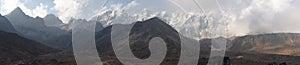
5, 51, 300, 65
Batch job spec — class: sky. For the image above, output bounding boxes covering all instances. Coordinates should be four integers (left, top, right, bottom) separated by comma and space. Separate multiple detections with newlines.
1, 0, 300, 36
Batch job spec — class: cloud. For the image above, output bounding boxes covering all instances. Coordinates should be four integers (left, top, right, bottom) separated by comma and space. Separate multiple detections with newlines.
53, 0, 108, 23
168, 0, 299, 36
217, 0, 300, 36
0, 0, 27, 14
31, 3, 49, 17
53, 0, 82, 23
0, 0, 49, 17
235, 0, 297, 34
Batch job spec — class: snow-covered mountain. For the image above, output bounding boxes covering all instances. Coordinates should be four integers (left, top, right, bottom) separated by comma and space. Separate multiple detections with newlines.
3, 7, 104, 49
63, 18, 104, 32
95, 17, 199, 62
91, 8, 229, 40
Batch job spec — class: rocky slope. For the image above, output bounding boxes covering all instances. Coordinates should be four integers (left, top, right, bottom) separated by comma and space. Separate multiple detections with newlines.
228, 33, 300, 56
0, 31, 58, 64
0, 14, 17, 33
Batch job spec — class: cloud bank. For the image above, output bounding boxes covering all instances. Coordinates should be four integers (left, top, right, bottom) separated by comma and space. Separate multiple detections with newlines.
225, 0, 300, 35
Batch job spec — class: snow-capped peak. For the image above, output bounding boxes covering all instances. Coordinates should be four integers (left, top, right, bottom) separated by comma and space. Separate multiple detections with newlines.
91, 8, 229, 39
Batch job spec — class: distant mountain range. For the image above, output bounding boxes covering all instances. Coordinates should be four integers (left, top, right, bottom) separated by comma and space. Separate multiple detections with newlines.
2, 7, 300, 56
91, 9, 224, 39
0, 14, 58, 64
93, 17, 300, 57
1, 7, 300, 65
4, 7, 72, 49
228, 33, 300, 56
93, 17, 200, 64
92, 17, 300, 65
0, 7, 105, 50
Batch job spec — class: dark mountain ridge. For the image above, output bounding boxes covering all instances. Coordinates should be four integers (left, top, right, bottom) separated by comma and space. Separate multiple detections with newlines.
0, 30, 58, 64
94, 17, 201, 64
4, 7, 71, 49
0, 14, 17, 33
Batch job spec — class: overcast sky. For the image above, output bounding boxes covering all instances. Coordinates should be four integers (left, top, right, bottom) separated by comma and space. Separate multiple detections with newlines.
0, 0, 300, 35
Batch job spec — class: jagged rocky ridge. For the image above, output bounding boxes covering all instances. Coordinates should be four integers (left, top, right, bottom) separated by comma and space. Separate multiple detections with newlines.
4, 7, 71, 49
0, 21, 58, 64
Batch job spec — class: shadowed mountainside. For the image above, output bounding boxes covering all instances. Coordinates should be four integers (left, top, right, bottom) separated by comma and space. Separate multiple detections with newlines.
0, 31, 59, 64
0, 14, 16, 33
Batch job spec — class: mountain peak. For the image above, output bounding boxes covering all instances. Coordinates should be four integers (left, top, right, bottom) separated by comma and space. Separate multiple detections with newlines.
146, 17, 161, 21
126, 17, 178, 35
44, 14, 63, 26
143, 17, 166, 24
45, 14, 56, 18
140, 17, 172, 29
9, 7, 26, 15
